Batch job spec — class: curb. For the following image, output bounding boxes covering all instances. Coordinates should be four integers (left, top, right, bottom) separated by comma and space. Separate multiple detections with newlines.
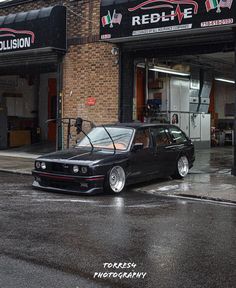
169, 194, 236, 206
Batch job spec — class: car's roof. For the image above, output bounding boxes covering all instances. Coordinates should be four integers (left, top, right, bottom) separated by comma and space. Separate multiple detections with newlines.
98, 122, 172, 129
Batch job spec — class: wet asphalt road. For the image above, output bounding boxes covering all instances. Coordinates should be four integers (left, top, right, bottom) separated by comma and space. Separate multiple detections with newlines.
0, 172, 236, 288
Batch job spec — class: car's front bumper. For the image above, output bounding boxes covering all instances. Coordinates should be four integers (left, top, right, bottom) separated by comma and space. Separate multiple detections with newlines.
32, 170, 105, 195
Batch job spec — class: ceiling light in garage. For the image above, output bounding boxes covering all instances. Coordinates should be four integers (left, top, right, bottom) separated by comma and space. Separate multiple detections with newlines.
149, 66, 190, 77
215, 77, 235, 84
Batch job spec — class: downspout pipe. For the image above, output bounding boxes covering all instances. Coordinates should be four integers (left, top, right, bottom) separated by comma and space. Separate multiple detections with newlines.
56, 57, 63, 151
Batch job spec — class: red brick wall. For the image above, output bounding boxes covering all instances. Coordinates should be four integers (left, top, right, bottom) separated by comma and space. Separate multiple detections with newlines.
63, 42, 119, 125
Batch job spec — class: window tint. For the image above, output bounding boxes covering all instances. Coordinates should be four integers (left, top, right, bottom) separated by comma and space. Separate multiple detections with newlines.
133, 128, 151, 149
151, 127, 171, 146
169, 126, 188, 144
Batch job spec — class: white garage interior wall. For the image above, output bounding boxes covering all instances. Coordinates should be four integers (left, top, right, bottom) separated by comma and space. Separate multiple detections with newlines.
168, 76, 211, 147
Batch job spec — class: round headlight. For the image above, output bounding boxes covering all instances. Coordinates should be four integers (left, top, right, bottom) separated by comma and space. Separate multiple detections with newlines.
41, 162, 46, 170
81, 166, 88, 174
73, 165, 79, 173
35, 161, 41, 169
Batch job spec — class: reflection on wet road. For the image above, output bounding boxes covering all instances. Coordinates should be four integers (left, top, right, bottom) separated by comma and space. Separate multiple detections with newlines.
0, 172, 236, 288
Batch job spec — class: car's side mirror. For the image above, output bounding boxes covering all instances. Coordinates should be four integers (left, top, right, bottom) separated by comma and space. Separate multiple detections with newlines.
75, 117, 83, 134
132, 143, 144, 152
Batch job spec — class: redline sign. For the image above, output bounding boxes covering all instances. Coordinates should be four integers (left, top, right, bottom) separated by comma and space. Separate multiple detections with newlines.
100, 0, 236, 40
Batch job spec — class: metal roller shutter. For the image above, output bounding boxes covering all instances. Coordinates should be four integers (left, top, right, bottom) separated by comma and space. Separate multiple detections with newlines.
0, 50, 59, 67
0, 49, 62, 74
121, 30, 235, 56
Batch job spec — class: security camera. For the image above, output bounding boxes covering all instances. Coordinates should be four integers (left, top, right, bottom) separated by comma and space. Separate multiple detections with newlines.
111, 47, 119, 56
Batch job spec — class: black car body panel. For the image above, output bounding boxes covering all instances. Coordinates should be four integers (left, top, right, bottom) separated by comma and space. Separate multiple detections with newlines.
32, 123, 195, 194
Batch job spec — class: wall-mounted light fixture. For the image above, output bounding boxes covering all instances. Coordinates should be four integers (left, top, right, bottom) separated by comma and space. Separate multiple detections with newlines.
215, 77, 235, 84
111, 47, 119, 65
111, 47, 119, 56
149, 66, 190, 77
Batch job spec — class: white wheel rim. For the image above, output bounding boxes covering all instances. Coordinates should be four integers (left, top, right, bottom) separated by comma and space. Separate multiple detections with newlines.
178, 156, 189, 177
109, 166, 125, 193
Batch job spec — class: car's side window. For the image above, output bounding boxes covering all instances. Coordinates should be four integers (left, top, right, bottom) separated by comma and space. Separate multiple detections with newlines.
133, 128, 151, 149
151, 127, 171, 147
169, 126, 188, 144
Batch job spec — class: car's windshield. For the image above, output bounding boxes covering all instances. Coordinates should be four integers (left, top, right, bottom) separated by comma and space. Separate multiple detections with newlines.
76, 127, 134, 150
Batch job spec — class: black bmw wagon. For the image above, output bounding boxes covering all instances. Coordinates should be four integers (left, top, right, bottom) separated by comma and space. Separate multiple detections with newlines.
32, 123, 195, 194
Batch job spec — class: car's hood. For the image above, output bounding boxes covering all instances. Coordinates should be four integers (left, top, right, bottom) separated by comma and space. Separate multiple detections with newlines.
37, 148, 128, 166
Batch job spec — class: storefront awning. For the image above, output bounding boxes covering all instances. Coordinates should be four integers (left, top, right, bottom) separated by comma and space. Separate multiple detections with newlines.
0, 5, 67, 54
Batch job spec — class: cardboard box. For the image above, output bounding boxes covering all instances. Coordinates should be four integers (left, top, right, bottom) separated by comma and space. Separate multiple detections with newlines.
9, 130, 31, 147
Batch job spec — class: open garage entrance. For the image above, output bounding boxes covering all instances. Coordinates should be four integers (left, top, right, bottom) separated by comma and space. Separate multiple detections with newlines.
131, 51, 235, 149
0, 70, 58, 150
118, 41, 235, 150
0, 5, 66, 152
100, 0, 236, 173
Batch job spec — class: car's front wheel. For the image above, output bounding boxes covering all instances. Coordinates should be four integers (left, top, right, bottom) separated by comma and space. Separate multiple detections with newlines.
172, 155, 189, 179
106, 166, 126, 193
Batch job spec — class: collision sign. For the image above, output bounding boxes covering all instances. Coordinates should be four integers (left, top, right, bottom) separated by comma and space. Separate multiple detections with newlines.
0, 28, 35, 52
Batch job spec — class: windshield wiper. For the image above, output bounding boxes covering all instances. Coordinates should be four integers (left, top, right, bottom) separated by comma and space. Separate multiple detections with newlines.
80, 131, 94, 151
102, 125, 116, 152
75, 118, 94, 151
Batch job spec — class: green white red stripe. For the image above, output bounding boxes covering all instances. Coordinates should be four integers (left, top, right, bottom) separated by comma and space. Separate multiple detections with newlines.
205, 0, 219, 11
101, 13, 111, 27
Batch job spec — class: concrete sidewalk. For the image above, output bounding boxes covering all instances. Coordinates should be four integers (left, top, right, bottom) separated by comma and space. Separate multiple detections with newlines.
0, 152, 38, 175
0, 142, 55, 174
134, 146, 236, 204
0, 147, 235, 203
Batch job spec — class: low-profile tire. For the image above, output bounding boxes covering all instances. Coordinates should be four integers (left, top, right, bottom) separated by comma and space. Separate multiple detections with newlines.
172, 155, 189, 179
105, 166, 126, 194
